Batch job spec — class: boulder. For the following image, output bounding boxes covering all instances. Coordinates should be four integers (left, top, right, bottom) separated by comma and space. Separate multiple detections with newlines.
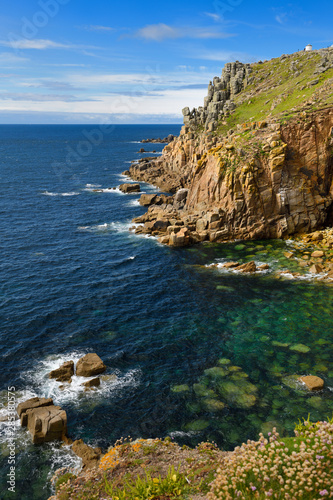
76, 353, 106, 377
72, 439, 101, 469
169, 227, 190, 247
119, 183, 140, 193
309, 263, 323, 274
26, 405, 67, 444
311, 250, 324, 258
299, 375, 324, 391
235, 261, 257, 273
222, 262, 240, 269
49, 361, 74, 382
173, 189, 189, 209
17, 397, 53, 427
139, 194, 157, 206
82, 377, 100, 389
258, 264, 270, 270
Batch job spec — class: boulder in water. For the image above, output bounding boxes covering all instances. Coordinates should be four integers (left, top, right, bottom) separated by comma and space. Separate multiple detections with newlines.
76, 353, 106, 377
26, 405, 67, 444
49, 361, 74, 382
17, 397, 53, 426
299, 375, 324, 391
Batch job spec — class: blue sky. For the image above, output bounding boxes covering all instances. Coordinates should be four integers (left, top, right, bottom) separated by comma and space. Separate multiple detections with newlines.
0, 0, 332, 123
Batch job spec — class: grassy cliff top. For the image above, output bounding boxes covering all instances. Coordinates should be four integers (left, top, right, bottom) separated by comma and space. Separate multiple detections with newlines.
217, 48, 333, 134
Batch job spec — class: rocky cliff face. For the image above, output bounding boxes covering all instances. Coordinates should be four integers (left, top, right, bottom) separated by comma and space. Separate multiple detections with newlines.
128, 48, 333, 246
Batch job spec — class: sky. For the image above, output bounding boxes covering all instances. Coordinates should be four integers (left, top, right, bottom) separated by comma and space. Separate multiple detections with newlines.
0, 0, 332, 124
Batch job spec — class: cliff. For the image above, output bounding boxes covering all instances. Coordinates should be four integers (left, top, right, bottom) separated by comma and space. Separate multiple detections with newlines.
128, 48, 333, 246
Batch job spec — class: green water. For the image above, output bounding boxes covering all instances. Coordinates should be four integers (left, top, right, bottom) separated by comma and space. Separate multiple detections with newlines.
169, 239, 333, 448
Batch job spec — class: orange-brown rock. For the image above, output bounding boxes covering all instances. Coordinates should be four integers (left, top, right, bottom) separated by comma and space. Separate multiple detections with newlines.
299, 375, 324, 391
72, 439, 101, 469
26, 405, 67, 444
49, 361, 74, 382
235, 261, 257, 273
128, 108, 333, 245
76, 353, 106, 377
82, 377, 101, 389
17, 397, 54, 427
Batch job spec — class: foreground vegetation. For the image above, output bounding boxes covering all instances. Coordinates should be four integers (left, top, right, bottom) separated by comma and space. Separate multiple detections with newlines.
51, 416, 333, 499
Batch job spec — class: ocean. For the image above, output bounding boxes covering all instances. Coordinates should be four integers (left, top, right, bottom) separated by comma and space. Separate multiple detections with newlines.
0, 124, 333, 500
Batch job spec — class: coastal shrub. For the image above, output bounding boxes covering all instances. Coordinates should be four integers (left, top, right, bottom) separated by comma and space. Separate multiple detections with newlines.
103, 465, 189, 499
208, 418, 333, 499
55, 472, 76, 492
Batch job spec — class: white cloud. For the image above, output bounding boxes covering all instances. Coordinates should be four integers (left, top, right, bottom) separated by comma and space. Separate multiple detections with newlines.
205, 12, 221, 22
191, 49, 257, 62
135, 24, 180, 41
83, 25, 114, 32
0, 39, 69, 50
0, 87, 206, 116
0, 52, 29, 63
0, 92, 97, 102
134, 23, 233, 41
0, 39, 102, 51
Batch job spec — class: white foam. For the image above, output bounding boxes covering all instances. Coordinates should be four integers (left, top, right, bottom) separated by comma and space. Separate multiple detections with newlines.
21, 352, 142, 407
85, 183, 101, 188
83, 187, 119, 194
207, 260, 272, 274
169, 430, 199, 438
127, 199, 140, 207
78, 221, 135, 234
41, 191, 80, 197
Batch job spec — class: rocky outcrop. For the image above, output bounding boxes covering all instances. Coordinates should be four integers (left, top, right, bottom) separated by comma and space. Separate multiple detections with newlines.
17, 397, 67, 444
49, 361, 74, 383
17, 397, 54, 427
119, 183, 140, 193
182, 61, 252, 131
141, 135, 175, 143
27, 405, 67, 444
76, 353, 106, 377
82, 377, 101, 389
129, 109, 333, 246
71, 439, 101, 469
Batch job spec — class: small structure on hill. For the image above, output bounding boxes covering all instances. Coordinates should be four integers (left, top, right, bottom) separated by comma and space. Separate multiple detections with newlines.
305, 44, 313, 51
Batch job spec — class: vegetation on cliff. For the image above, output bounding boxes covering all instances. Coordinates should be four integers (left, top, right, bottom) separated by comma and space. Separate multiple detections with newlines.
50, 417, 333, 499
128, 48, 333, 246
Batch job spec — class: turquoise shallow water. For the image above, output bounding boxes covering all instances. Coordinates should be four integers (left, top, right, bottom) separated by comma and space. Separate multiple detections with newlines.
0, 125, 332, 499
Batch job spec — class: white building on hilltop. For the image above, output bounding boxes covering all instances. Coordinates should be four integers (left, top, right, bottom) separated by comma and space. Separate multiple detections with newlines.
305, 44, 313, 51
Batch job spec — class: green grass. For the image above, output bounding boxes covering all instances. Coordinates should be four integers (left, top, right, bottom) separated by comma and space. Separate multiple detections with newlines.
215, 51, 333, 136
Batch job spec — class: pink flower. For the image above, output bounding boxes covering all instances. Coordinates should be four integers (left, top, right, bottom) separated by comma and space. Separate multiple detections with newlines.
251, 486, 257, 491
319, 490, 328, 496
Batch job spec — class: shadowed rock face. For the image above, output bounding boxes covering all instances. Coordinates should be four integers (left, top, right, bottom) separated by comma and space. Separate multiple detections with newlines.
17, 397, 67, 443
127, 50, 333, 247
26, 405, 67, 444
128, 109, 333, 245
49, 361, 74, 382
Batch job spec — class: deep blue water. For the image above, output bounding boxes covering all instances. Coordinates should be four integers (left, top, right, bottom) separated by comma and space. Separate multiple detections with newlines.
0, 125, 333, 500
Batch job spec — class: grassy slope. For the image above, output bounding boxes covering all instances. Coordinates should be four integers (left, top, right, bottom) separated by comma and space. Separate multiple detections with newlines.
217, 50, 333, 135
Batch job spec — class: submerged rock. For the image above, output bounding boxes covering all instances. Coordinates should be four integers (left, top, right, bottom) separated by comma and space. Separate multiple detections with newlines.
82, 377, 101, 389
289, 344, 311, 353
171, 384, 190, 393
